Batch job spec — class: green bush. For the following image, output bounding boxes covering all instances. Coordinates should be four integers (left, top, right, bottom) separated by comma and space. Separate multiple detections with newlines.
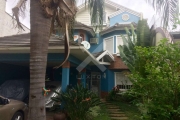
129, 40, 180, 120
51, 84, 101, 120
106, 86, 120, 101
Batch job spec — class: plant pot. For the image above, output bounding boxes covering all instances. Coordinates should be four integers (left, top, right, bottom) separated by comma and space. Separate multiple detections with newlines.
53, 112, 66, 120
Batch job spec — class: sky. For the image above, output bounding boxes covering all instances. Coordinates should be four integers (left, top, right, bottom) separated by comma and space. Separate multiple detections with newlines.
5, 0, 158, 29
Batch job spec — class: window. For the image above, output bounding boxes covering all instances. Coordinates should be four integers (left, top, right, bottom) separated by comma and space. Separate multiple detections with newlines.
115, 72, 132, 91
104, 37, 114, 53
116, 36, 123, 54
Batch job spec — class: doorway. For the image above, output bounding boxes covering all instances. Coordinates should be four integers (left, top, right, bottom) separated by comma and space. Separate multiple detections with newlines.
91, 72, 101, 96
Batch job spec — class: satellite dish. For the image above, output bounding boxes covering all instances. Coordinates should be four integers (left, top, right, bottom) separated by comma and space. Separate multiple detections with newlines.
81, 41, 91, 49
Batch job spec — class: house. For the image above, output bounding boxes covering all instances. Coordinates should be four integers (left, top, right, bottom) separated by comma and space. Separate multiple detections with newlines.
0, 0, 30, 37
0, 0, 142, 98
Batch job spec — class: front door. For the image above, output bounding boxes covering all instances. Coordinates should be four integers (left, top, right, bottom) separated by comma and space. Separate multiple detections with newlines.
91, 72, 101, 96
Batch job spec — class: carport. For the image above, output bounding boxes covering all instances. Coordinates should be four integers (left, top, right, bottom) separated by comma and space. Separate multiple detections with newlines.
0, 33, 100, 91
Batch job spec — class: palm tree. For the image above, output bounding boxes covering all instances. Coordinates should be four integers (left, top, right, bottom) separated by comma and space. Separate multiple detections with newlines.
146, 0, 179, 29
12, 0, 104, 120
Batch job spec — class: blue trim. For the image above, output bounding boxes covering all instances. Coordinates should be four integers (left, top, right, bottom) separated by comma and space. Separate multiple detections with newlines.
61, 68, 70, 92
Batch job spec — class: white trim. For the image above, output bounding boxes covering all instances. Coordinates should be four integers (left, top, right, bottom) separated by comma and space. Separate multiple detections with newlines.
108, 10, 124, 18
77, 0, 141, 18
114, 72, 117, 86
103, 36, 114, 54
96, 50, 114, 62
99, 62, 111, 65
105, 0, 141, 17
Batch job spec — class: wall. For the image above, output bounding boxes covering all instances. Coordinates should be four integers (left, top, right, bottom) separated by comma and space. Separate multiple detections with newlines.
0, 1, 30, 37
76, 8, 90, 26
110, 12, 140, 26
89, 31, 126, 53
100, 69, 115, 97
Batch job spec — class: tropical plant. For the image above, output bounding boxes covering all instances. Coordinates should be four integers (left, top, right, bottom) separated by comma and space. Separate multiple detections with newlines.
136, 19, 151, 47
118, 25, 137, 72
12, 0, 104, 120
118, 20, 155, 72
106, 85, 120, 101
129, 40, 180, 120
51, 84, 102, 120
146, 0, 179, 28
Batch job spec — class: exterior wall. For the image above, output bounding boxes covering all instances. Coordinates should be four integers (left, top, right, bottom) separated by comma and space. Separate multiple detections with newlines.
110, 12, 140, 26
104, 5, 116, 25
101, 69, 115, 98
89, 31, 126, 53
76, 4, 117, 27
2, 13, 30, 37
0, 1, 30, 37
76, 8, 90, 26
109, 55, 128, 69
0, 0, 6, 37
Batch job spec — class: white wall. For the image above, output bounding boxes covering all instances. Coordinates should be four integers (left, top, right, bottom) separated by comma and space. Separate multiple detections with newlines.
0, 1, 30, 37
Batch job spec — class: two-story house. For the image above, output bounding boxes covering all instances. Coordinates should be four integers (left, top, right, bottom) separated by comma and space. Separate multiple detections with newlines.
0, 0, 142, 97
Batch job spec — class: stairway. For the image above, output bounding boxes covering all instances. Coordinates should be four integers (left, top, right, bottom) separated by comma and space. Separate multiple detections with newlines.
101, 99, 128, 120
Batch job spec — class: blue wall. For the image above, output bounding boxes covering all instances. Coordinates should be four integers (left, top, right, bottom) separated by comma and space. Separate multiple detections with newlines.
110, 12, 140, 26
89, 31, 126, 53
101, 69, 115, 92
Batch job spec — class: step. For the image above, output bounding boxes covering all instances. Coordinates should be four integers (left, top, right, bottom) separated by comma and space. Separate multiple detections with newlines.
108, 109, 120, 112
109, 111, 125, 114
107, 107, 120, 109
110, 114, 126, 117
111, 117, 128, 120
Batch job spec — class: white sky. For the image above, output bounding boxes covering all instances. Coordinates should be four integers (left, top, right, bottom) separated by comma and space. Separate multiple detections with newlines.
5, 0, 163, 29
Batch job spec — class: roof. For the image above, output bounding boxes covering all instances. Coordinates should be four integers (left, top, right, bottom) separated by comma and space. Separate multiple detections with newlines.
74, 21, 95, 36
0, 33, 79, 48
92, 50, 114, 65
100, 22, 137, 35
77, 0, 142, 18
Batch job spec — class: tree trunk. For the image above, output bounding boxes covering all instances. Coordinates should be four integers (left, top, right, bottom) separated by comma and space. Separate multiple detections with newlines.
28, 0, 51, 120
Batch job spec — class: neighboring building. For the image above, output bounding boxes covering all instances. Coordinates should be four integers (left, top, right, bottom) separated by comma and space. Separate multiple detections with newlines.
0, 0, 29, 37
0, 0, 142, 97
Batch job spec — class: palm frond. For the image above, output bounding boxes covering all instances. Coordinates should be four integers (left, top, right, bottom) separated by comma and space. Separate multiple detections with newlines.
12, 0, 27, 30
146, 0, 179, 28
86, 0, 104, 30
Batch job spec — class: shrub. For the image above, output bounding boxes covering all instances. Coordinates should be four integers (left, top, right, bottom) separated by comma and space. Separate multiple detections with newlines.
106, 85, 120, 101
51, 84, 101, 120
129, 40, 180, 120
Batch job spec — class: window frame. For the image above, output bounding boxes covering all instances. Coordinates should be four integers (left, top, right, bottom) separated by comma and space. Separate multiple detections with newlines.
103, 36, 114, 54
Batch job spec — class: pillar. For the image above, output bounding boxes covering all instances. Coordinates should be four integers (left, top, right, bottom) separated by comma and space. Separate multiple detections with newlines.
61, 61, 70, 92
81, 69, 86, 87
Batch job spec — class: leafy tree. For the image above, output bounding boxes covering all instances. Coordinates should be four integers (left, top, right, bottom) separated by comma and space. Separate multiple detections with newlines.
130, 40, 180, 120
12, 0, 104, 120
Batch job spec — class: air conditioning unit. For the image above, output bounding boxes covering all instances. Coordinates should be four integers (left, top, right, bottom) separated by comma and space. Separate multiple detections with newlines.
90, 38, 98, 44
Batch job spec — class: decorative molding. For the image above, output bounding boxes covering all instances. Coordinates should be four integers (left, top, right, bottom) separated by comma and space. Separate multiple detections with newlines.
122, 14, 130, 21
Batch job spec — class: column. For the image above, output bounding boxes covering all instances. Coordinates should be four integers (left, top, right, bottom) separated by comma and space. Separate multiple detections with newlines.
61, 61, 70, 92
81, 69, 86, 87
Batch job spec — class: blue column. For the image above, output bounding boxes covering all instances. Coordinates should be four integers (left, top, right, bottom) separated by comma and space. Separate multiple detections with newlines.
81, 72, 86, 87
61, 61, 70, 92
